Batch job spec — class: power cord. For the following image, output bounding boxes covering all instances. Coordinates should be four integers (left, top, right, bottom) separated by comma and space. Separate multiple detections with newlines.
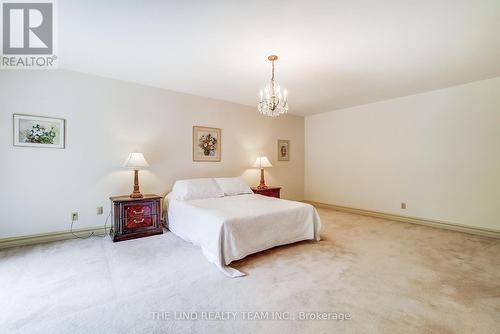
70, 211, 111, 239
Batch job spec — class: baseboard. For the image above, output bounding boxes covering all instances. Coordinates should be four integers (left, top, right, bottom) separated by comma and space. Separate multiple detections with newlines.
305, 201, 500, 240
0, 226, 111, 250
3, 204, 498, 249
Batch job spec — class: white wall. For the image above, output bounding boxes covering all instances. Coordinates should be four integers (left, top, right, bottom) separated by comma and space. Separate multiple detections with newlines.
0, 70, 304, 238
305, 77, 500, 231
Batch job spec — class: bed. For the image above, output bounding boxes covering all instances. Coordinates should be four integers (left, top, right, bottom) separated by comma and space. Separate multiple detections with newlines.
165, 178, 321, 277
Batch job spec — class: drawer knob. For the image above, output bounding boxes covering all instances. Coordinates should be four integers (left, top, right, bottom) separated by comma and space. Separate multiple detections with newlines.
133, 210, 144, 215
134, 218, 145, 223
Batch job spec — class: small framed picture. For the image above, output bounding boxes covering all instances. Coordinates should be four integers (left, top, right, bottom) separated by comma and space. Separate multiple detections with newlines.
193, 126, 221, 162
277, 139, 290, 161
13, 114, 65, 149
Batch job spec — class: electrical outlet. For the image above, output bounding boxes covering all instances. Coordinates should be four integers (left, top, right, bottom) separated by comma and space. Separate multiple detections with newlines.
401, 202, 407, 209
71, 212, 79, 221
96, 206, 103, 215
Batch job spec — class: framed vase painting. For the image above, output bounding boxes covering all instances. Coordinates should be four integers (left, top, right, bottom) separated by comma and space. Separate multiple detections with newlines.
13, 114, 65, 149
277, 139, 290, 161
193, 126, 221, 162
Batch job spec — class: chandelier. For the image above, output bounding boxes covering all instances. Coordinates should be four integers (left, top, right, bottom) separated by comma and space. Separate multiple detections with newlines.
258, 55, 289, 117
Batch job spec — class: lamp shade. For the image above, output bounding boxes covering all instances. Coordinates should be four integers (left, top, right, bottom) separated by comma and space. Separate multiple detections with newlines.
123, 152, 150, 169
253, 156, 273, 168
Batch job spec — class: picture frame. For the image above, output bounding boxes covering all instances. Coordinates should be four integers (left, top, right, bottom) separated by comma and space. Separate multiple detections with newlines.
277, 139, 290, 161
193, 126, 221, 162
13, 114, 66, 149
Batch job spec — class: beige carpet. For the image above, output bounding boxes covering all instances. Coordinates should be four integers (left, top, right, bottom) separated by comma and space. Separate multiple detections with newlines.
1, 206, 499, 333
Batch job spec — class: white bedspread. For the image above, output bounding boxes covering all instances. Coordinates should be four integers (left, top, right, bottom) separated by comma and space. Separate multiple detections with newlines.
166, 194, 321, 277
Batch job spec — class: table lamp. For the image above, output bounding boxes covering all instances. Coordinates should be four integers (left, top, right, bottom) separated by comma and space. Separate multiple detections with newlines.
253, 156, 273, 189
124, 152, 149, 198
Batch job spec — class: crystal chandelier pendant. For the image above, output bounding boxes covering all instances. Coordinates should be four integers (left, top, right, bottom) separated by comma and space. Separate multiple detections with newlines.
258, 55, 289, 117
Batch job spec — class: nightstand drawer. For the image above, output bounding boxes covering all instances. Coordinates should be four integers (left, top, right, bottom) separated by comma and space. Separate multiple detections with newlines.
257, 189, 279, 198
124, 202, 154, 219
124, 215, 155, 230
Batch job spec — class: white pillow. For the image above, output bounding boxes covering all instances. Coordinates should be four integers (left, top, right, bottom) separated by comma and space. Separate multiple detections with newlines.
171, 178, 224, 201
214, 177, 253, 196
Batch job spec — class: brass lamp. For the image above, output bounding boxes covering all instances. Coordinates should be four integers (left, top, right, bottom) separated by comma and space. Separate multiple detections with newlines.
123, 152, 149, 198
253, 156, 273, 189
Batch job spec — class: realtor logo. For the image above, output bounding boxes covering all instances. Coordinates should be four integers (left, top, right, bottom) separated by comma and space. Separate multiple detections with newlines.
1, 0, 57, 69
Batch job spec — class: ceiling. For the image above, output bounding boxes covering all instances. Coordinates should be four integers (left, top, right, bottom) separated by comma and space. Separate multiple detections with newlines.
59, 0, 500, 116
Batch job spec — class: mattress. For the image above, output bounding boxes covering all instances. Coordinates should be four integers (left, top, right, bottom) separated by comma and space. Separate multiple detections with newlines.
166, 194, 321, 277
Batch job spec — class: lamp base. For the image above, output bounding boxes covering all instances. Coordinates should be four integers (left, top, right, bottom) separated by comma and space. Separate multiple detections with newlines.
130, 192, 143, 199
257, 168, 268, 190
129, 169, 143, 199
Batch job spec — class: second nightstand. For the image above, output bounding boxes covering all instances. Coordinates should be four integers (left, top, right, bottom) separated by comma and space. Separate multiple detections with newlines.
251, 186, 281, 198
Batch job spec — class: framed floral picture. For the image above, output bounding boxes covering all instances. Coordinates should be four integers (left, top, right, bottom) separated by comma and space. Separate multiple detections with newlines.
277, 139, 290, 161
193, 126, 221, 162
13, 114, 65, 149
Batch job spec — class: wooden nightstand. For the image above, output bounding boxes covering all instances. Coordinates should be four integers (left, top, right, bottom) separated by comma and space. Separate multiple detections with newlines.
251, 186, 281, 198
110, 194, 163, 242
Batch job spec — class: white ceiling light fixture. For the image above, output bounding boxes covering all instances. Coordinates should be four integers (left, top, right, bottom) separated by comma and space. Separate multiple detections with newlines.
258, 55, 288, 117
